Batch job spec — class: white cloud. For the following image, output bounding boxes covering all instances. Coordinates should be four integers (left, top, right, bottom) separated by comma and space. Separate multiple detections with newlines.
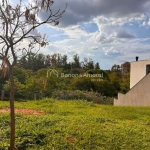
103, 47, 122, 55
89, 46, 99, 51
55, 0, 148, 28
148, 19, 150, 26
62, 25, 88, 39
142, 21, 147, 26
3, 0, 150, 69
116, 29, 136, 38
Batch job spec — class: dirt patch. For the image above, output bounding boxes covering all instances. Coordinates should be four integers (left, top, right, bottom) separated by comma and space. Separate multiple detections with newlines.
0, 108, 45, 115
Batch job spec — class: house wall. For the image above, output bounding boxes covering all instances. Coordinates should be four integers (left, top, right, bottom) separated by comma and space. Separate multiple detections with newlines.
114, 73, 150, 106
130, 60, 150, 88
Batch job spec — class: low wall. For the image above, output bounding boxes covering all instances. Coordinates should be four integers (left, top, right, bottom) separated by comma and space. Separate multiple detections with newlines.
114, 73, 150, 106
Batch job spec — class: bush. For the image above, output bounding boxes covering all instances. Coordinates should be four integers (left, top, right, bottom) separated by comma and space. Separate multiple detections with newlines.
52, 90, 113, 105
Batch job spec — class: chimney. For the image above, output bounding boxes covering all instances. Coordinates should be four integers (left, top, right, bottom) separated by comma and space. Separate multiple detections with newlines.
136, 56, 139, 61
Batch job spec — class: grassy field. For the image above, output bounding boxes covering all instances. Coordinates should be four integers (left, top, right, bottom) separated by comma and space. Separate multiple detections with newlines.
0, 99, 150, 150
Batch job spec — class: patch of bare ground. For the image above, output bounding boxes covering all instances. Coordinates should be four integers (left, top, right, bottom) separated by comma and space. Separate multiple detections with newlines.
0, 108, 45, 115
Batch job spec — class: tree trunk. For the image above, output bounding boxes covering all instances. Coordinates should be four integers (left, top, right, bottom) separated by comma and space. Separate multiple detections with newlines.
1, 90, 5, 100
9, 69, 16, 150
34, 93, 37, 100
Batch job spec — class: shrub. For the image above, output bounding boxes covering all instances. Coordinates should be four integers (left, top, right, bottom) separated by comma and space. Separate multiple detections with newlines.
52, 90, 113, 105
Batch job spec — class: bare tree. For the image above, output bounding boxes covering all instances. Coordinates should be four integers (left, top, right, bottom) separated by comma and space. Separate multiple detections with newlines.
0, 0, 67, 149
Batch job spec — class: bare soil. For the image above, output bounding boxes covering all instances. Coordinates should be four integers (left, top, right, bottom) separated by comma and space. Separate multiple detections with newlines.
0, 108, 45, 115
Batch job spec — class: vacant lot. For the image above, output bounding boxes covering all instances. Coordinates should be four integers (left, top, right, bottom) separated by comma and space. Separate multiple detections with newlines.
0, 99, 150, 150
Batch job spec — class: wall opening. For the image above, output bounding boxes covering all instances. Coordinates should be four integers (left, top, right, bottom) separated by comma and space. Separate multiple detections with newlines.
146, 65, 150, 75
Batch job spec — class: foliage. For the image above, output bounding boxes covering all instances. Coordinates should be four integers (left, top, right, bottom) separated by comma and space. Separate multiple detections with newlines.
52, 90, 113, 105
70, 77, 95, 91
18, 52, 102, 71
1, 56, 130, 99
120, 73, 130, 93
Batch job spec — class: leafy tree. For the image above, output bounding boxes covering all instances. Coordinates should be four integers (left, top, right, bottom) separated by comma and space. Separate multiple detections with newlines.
13, 66, 26, 83
0, 0, 67, 149
95, 80, 116, 97
111, 64, 121, 71
62, 54, 68, 69
121, 62, 130, 76
3, 76, 26, 99
82, 57, 95, 70
44, 54, 51, 67
70, 77, 95, 91
17, 55, 28, 69
72, 54, 81, 68
49, 53, 69, 69
87, 58, 94, 70
0, 69, 8, 90
120, 72, 130, 93
18, 52, 46, 71
95, 62, 100, 70
50, 53, 57, 67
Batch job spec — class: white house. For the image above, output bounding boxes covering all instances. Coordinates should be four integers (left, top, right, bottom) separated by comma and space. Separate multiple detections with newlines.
114, 57, 150, 106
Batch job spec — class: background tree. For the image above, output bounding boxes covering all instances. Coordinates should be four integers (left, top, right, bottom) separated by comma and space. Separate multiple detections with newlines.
87, 58, 94, 70
95, 62, 100, 70
121, 62, 130, 76
120, 72, 130, 93
18, 52, 46, 71
72, 54, 81, 69
111, 64, 121, 71
82, 57, 95, 70
0, 0, 67, 149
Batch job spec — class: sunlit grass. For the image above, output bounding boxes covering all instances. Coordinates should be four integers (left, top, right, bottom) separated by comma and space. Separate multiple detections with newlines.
0, 99, 150, 149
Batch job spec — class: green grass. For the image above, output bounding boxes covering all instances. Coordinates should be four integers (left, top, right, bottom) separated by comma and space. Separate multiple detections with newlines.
1, 99, 150, 150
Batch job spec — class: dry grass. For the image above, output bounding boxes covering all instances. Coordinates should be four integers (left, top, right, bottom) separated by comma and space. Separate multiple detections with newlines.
0, 108, 45, 115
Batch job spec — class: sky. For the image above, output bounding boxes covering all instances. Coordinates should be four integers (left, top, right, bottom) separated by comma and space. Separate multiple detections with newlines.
10, 0, 150, 69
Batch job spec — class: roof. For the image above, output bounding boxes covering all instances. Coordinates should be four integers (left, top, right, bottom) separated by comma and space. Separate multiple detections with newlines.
130, 59, 150, 64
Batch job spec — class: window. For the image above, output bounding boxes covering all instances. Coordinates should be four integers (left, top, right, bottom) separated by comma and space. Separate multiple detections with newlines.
146, 65, 150, 75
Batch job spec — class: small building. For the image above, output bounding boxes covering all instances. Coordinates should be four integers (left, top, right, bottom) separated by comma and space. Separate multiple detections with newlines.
114, 57, 150, 106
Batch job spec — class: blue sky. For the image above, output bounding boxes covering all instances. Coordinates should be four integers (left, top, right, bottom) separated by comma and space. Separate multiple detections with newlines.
11, 0, 150, 69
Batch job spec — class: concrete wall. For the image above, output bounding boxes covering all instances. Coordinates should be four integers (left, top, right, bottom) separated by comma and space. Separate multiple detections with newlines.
114, 73, 150, 106
130, 60, 150, 88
